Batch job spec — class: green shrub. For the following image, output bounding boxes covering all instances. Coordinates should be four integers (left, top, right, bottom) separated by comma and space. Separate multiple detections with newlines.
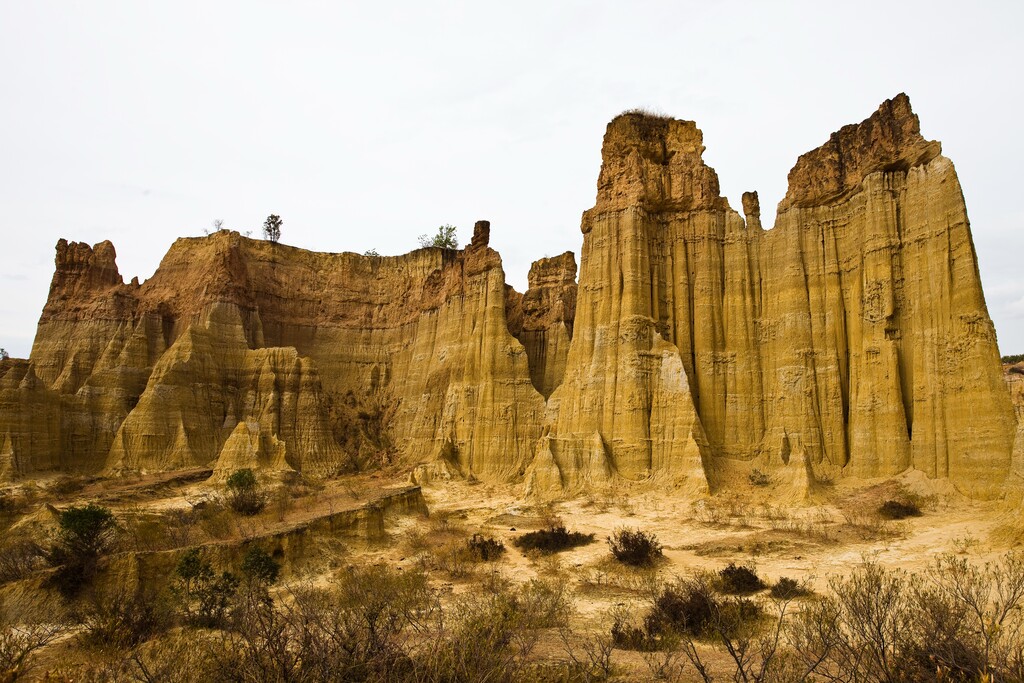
645, 582, 716, 638
417, 224, 458, 249
608, 528, 663, 567
466, 534, 505, 561
171, 548, 239, 627
51, 504, 116, 559
227, 467, 258, 490
718, 563, 765, 594
226, 468, 266, 516
46, 503, 117, 597
241, 546, 281, 586
513, 525, 595, 554
878, 499, 921, 520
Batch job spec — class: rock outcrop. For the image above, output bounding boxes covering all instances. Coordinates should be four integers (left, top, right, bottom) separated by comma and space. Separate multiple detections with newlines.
539, 95, 1014, 498
507, 251, 577, 399
1003, 363, 1024, 505
760, 95, 1013, 498
1, 95, 1015, 499
2, 221, 545, 482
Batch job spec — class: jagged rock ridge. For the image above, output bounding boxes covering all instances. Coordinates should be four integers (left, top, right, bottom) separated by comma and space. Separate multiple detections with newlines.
0, 94, 1015, 499
2, 221, 546, 481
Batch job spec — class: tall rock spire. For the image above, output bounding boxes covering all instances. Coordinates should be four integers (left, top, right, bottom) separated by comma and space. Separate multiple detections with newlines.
538, 96, 1014, 498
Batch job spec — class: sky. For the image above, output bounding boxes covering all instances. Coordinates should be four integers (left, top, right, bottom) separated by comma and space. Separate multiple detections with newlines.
2, 1, 1023, 359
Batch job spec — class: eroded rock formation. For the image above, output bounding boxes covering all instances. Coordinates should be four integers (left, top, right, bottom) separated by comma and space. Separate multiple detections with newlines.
1, 221, 544, 482
539, 94, 1014, 499
506, 251, 577, 399
1003, 364, 1024, 505
0, 95, 1015, 499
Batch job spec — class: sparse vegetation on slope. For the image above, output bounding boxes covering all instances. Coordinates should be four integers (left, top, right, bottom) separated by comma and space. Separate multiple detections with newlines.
0, 441, 1020, 683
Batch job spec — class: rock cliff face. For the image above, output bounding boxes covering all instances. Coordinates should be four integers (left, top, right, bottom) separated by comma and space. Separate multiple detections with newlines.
1003, 364, 1024, 504
506, 252, 577, 399
2, 221, 544, 482
760, 97, 1013, 497
1, 95, 1015, 499
538, 95, 1014, 498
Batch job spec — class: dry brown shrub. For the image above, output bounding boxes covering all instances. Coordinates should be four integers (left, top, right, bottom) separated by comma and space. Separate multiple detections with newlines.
0, 538, 45, 583
78, 585, 174, 651
0, 596, 69, 681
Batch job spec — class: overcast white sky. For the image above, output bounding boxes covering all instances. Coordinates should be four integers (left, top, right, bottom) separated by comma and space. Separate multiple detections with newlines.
2, 1, 1022, 359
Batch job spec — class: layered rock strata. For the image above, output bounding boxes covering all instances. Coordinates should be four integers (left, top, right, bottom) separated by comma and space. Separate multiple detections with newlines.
1003, 364, 1024, 504
1, 95, 1015, 499
1, 221, 544, 481
538, 94, 1014, 498
506, 252, 577, 399
763, 96, 1013, 497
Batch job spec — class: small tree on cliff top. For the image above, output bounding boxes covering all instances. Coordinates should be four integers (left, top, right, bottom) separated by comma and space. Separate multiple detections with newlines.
418, 224, 458, 249
263, 214, 282, 244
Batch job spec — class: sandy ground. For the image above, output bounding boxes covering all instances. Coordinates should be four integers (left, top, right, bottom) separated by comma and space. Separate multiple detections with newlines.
329, 471, 1018, 679
23, 465, 1012, 599
409, 472, 1014, 585
9, 463, 1018, 599
5, 466, 1020, 681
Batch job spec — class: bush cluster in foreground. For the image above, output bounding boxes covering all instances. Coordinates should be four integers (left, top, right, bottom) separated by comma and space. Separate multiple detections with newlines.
610, 554, 1024, 683
8, 563, 576, 683
2, 499, 1023, 683
608, 527, 663, 567
513, 525, 595, 554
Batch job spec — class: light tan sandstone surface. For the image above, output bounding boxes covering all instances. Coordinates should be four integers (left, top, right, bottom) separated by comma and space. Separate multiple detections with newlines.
1003, 364, 1024, 509
0, 95, 1016, 500
506, 251, 577, 400
539, 95, 1014, 498
1, 221, 544, 482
